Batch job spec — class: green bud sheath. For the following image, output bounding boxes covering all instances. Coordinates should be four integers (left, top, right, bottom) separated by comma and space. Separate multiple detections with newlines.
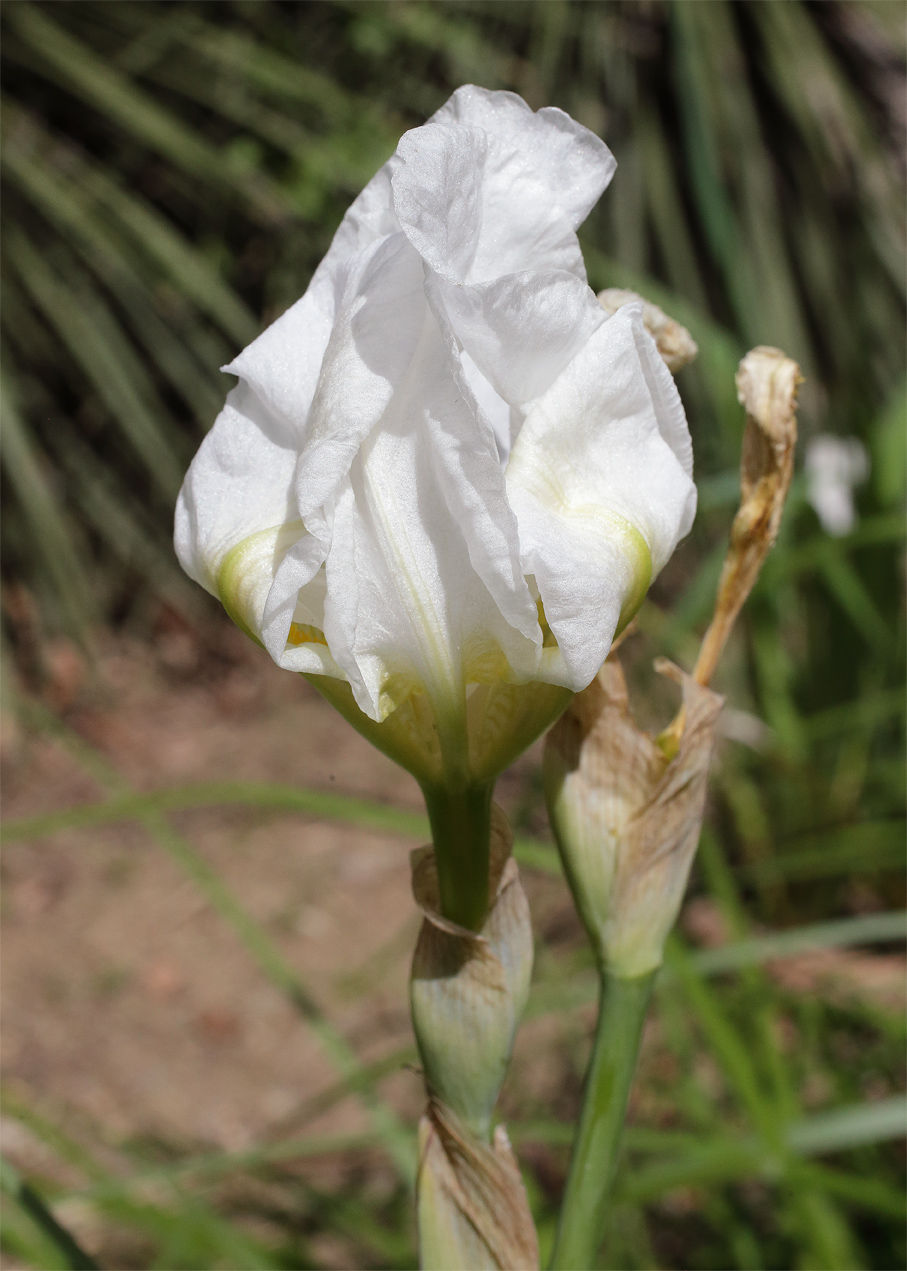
409, 806, 532, 1139
544, 657, 724, 977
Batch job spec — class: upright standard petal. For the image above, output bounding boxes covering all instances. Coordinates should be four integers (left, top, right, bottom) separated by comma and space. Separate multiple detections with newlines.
224, 164, 402, 435
428, 86, 616, 234
506, 304, 697, 690
392, 93, 613, 408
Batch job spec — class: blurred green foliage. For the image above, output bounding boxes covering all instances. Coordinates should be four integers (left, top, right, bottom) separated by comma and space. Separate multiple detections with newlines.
1, 2, 905, 1269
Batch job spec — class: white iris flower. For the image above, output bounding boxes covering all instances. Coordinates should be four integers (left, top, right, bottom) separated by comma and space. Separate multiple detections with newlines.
175, 86, 696, 783
804, 434, 868, 537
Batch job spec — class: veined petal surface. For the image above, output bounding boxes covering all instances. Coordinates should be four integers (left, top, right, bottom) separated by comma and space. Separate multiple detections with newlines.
288, 309, 541, 725
393, 88, 614, 407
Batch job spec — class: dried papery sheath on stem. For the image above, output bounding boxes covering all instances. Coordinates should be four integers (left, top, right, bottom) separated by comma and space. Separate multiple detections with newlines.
411, 804, 537, 1268
410, 805, 532, 1138
418, 1099, 539, 1271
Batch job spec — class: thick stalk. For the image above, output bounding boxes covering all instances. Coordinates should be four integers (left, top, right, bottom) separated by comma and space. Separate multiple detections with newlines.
421, 780, 494, 932
550, 969, 656, 1270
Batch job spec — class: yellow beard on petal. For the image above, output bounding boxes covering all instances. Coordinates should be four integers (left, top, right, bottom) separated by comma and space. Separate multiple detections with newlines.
287, 622, 328, 647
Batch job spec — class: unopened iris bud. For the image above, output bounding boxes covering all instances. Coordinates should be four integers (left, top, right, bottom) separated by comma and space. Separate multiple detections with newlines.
545, 657, 724, 977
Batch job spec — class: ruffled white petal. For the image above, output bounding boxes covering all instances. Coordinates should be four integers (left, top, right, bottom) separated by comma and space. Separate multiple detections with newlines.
506, 304, 697, 689
293, 232, 427, 519
428, 267, 605, 408
393, 103, 612, 406
223, 162, 402, 435
177, 146, 408, 611
460, 351, 511, 463
428, 86, 616, 235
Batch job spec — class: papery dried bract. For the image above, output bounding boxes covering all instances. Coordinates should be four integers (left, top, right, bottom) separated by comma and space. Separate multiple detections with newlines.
544, 657, 724, 978
545, 344, 800, 978
694, 345, 799, 686
410, 805, 533, 1136
597, 288, 698, 374
417, 1100, 539, 1271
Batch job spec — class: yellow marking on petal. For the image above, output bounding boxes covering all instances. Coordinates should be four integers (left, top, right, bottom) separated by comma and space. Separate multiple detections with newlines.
217, 521, 306, 649
510, 455, 654, 631
287, 622, 328, 647
461, 634, 514, 687
377, 670, 422, 720
536, 597, 559, 649
614, 527, 652, 633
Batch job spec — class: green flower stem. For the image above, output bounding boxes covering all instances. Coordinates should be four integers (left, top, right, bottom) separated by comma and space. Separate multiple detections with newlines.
550, 968, 656, 1270
421, 780, 494, 932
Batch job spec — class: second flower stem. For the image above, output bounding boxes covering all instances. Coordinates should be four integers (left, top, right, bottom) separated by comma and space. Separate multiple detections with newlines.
550, 968, 656, 1270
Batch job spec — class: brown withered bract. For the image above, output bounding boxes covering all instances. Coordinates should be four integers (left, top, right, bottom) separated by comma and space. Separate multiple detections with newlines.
693, 345, 800, 688
417, 1098, 539, 1271
597, 288, 699, 374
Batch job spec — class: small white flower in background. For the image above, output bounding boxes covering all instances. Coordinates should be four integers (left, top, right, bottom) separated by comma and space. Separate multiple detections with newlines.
805, 434, 869, 536
175, 86, 696, 771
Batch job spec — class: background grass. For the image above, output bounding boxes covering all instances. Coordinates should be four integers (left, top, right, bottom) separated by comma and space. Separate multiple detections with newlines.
1, 2, 904, 1269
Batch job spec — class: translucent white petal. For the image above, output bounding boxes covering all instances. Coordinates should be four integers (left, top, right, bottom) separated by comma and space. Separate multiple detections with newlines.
174, 380, 299, 596
506, 304, 697, 689
223, 164, 402, 435
294, 232, 427, 518
395, 122, 587, 282
460, 351, 511, 463
259, 521, 330, 669
415, 305, 541, 655
393, 108, 608, 406
427, 86, 616, 234
430, 268, 605, 407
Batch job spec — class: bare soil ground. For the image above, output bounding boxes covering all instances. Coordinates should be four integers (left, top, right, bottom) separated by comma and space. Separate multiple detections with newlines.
0, 620, 576, 1196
